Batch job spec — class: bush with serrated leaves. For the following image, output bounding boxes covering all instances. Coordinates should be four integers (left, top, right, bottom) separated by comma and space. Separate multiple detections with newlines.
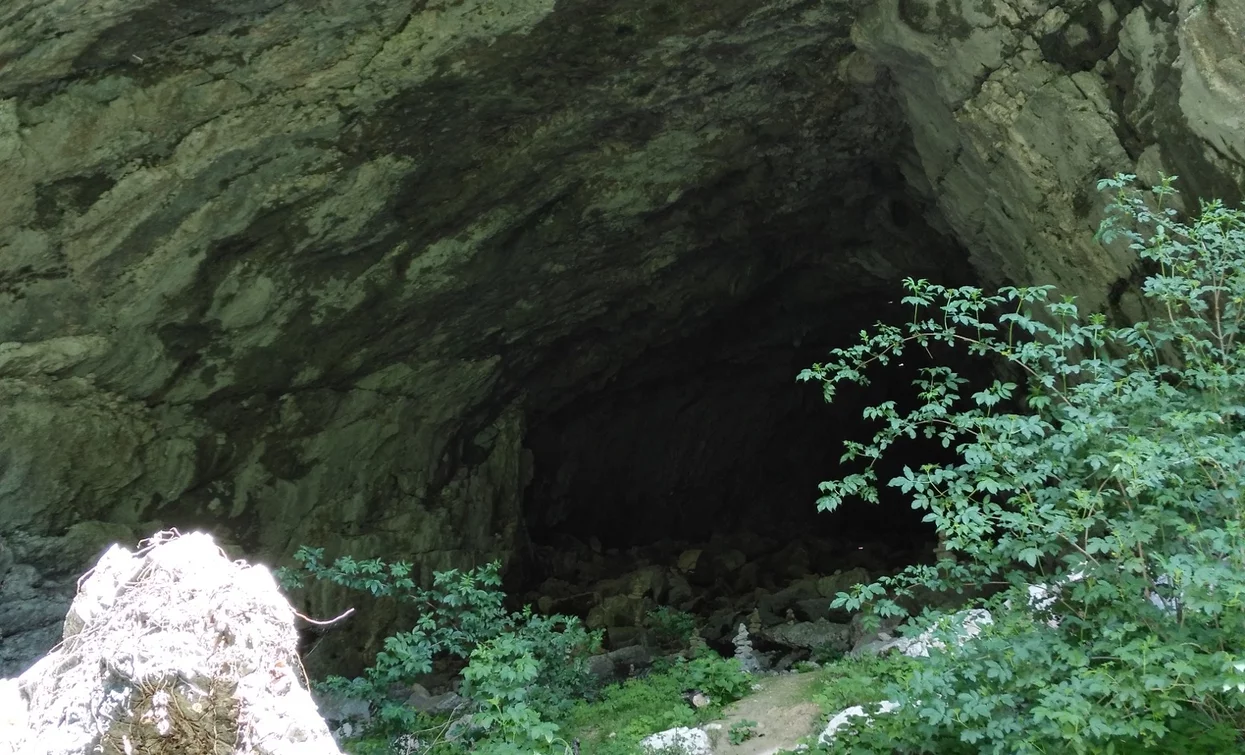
801, 175, 1245, 753
279, 551, 600, 752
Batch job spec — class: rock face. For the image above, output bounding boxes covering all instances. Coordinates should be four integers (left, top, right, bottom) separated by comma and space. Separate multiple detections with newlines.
852, 0, 1245, 316
0, 531, 341, 755
0, 0, 1242, 674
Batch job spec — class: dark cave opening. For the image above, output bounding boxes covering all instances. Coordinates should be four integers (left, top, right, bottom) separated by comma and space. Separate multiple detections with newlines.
521, 295, 943, 552
513, 233, 992, 653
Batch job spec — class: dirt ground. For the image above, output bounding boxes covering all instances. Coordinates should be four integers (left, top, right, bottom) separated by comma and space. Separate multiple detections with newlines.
703, 671, 825, 755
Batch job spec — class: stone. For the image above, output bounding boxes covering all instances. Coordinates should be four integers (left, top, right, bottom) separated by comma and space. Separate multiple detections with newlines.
794, 597, 837, 623
587, 645, 654, 683
847, 612, 904, 657
640, 726, 712, 755
315, 691, 372, 728
818, 701, 901, 745
1, 531, 341, 755
667, 572, 695, 609
405, 688, 468, 717
0, 678, 25, 753
731, 624, 762, 674
624, 565, 668, 602
0, 537, 11, 583
760, 577, 823, 623
852, 0, 1245, 325
703, 607, 741, 644
712, 549, 747, 573
586, 594, 649, 630
0, 565, 73, 677
762, 619, 852, 653
734, 562, 760, 593
817, 568, 871, 599
606, 626, 643, 649
676, 550, 703, 574
897, 609, 994, 658
0, 523, 140, 676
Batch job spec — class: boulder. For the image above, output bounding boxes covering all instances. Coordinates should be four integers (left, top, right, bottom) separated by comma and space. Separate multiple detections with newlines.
677, 550, 703, 574
405, 685, 469, 717
587, 645, 654, 683
666, 572, 695, 609
586, 593, 649, 630
315, 691, 371, 724
711, 549, 747, 574
817, 568, 871, 599
734, 562, 760, 593
624, 565, 668, 603
0, 531, 341, 755
819, 701, 901, 745
762, 619, 852, 653
641, 726, 712, 755
794, 597, 838, 623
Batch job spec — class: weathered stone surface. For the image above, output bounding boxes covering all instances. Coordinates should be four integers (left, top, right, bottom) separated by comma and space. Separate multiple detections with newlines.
0, 0, 956, 675
1, 0, 1242, 677
761, 618, 852, 651
851, 0, 1245, 318
2, 531, 340, 755
0, 522, 137, 677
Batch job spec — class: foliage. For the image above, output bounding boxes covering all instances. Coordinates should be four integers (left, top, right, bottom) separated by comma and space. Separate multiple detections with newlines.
811, 643, 846, 666
728, 719, 760, 744
810, 654, 921, 715
280, 549, 599, 751
682, 654, 753, 702
558, 653, 748, 755
798, 175, 1245, 753
647, 606, 699, 649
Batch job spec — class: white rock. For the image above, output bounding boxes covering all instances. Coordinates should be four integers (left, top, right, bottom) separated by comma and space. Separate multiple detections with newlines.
900, 609, 993, 658
818, 700, 901, 744
0, 531, 342, 755
641, 726, 713, 754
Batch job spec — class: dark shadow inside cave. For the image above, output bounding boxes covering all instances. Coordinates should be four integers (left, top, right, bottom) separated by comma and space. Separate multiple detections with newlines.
522, 294, 946, 552
513, 210, 995, 654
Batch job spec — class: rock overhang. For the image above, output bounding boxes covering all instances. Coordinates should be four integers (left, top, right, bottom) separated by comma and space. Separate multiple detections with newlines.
1, 0, 1243, 677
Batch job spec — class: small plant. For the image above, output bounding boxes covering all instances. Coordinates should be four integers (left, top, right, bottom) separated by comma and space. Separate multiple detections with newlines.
728, 719, 759, 745
647, 606, 698, 649
809, 642, 844, 666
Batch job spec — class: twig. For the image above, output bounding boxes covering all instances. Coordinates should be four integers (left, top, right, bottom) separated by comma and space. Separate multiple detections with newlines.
293, 607, 356, 626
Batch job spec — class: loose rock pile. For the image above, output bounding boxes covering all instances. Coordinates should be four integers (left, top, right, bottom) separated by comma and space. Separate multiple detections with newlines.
0, 531, 341, 755
523, 532, 936, 665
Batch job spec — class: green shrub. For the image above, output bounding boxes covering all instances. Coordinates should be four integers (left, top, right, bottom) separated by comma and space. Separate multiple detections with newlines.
681, 654, 752, 703
799, 174, 1245, 753
729, 719, 759, 744
811, 643, 846, 666
646, 606, 698, 649
557, 654, 746, 755
811, 654, 921, 714
279, 551, 599, 752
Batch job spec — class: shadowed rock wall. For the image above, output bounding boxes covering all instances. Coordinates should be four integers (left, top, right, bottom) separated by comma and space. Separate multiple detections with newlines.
1, 0, 1242, 674
852, 0, 1245, 318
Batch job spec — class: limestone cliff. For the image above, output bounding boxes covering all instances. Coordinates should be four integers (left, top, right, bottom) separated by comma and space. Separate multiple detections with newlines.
853, 0, 1245, 316
0, 0, 1241, 674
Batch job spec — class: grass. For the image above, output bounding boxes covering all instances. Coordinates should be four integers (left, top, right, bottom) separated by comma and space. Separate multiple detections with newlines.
555, 659, 730, 755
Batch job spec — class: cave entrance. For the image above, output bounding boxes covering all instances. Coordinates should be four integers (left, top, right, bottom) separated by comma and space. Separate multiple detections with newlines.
516, 227, 987, 654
